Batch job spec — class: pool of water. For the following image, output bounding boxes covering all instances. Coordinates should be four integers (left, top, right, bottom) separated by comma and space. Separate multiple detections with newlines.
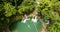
9, 19, 42, 32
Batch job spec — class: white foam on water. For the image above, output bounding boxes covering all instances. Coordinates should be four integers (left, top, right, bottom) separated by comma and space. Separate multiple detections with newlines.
21, 18, 30, 23
32, 16, 38, 23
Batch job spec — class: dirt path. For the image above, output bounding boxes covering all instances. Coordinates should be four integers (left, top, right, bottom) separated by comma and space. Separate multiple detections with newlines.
39, 19, 48, 32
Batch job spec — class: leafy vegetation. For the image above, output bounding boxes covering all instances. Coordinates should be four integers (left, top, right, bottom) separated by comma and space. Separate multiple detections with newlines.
0, 0, 60, 32
0, 0, 35, 32
37, 0, 60, 32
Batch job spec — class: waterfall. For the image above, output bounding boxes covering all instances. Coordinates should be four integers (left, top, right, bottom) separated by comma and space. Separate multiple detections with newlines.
21, 15, 30, 23
21, 16, 38, 23
32, 16, 38, 23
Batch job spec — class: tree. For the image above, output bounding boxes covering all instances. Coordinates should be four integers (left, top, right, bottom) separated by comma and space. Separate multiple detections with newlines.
0, 0, 35, 32
37, 0, 60, 32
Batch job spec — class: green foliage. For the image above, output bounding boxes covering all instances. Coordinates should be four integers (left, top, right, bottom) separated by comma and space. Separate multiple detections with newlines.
1, 0, 60, 32
18, 5, 34, 14
37, 0, 52, 19
37, 0, 60, 32
4, 3, 16, 17
21, 0, 35, 6
0, 4, 3, 11
0, 0, 35, 31
18, 0, 35, 14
